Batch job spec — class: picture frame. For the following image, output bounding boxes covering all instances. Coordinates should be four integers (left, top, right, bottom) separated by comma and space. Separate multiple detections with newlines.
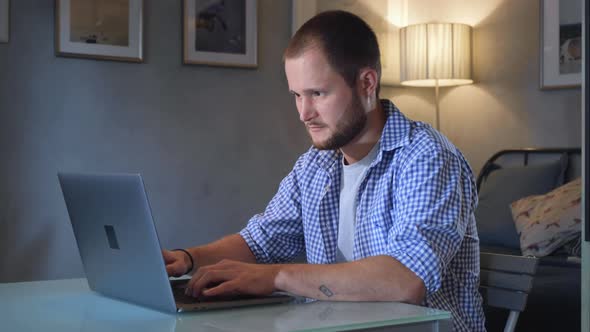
0, 0, 9, 43
55, 0, 143, 62
183, 0, 257, 68
540, 0, 582, 89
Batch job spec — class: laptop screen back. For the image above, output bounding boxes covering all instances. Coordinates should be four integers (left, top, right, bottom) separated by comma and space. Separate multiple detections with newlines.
59, 172, 177, 313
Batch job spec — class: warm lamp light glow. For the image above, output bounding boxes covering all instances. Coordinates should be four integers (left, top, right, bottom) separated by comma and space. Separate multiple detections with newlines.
400, 23, 472, 86
401, 79, 473, 87
399, 22, 473, 131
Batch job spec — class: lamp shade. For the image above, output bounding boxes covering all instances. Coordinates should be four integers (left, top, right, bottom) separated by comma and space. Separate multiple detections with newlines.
400, 23, 473, 87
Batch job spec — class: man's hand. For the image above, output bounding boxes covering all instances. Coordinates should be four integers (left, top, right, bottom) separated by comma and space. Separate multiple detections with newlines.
162, 249, 191, 277
184, 259, 281, 298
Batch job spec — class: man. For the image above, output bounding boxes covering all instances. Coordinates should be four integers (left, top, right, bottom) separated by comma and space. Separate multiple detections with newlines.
164, 10, 485, 332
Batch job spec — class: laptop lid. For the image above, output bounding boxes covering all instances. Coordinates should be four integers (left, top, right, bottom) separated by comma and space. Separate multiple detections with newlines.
59, 172, 294, 313
58, 172, 177, 313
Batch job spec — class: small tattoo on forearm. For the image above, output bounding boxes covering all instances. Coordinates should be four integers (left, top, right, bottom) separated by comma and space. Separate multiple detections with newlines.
319, 285, 333, 297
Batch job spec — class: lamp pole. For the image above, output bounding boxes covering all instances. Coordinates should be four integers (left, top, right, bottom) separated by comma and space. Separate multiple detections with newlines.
435, 78, 440, 130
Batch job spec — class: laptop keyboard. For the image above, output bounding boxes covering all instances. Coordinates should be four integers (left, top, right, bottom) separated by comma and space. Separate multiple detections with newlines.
172, 286, 203, 303
172, 285, 264, 304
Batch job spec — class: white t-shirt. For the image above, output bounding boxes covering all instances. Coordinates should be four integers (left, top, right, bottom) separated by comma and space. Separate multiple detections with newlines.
335, 142, 381, 263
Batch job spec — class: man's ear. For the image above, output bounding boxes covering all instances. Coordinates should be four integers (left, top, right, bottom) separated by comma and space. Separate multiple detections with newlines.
358, 68, 379, 98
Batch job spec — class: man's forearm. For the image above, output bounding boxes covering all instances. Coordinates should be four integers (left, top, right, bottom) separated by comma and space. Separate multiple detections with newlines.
186, 234, 257, 269
274, 255, 426, 304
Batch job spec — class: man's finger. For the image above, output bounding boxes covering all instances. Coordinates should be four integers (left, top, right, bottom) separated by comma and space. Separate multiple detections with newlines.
187, 270, 234, 298
185, 265, 206, 293
189, 270, 222, 297
202, 280, 240, 297
166, 261, 184, 277
162, 250, 175, 264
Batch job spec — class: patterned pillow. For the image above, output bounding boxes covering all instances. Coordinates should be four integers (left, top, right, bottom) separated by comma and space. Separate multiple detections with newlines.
510, 178, 582, 257
476, 156, 567, 250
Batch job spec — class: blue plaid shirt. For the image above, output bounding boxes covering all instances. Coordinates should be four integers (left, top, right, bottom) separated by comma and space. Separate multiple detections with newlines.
240, 100, 485, 332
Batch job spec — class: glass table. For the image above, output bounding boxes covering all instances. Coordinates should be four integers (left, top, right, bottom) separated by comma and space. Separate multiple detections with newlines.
0, 278, 452, 332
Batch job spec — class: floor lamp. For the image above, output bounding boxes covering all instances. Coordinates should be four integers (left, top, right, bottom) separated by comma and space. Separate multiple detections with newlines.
400, 23, 473, 130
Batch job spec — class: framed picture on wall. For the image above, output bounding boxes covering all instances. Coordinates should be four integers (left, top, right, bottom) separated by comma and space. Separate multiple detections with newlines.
55, 0, 143, 62
540, 0, 582, 89
183, 0, 257, 67
0, 0, 9, 43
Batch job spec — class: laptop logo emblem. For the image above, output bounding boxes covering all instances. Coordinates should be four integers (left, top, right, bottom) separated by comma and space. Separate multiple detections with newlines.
104, 225, 120, 250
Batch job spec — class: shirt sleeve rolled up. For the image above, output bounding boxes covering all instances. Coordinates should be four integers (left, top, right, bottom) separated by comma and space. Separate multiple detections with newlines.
386, 145, 469, 295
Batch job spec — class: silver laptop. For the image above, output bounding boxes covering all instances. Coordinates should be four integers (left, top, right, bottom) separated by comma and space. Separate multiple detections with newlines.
58, 172, 293, 313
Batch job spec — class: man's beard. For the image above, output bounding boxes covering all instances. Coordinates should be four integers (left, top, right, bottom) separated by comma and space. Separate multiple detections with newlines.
309, 93, 367, 150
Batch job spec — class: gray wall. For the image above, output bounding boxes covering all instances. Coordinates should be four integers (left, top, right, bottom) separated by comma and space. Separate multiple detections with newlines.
0, 1, 309, 282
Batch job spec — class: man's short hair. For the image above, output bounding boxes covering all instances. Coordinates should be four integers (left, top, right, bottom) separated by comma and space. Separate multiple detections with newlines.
284, 10, 382, 96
